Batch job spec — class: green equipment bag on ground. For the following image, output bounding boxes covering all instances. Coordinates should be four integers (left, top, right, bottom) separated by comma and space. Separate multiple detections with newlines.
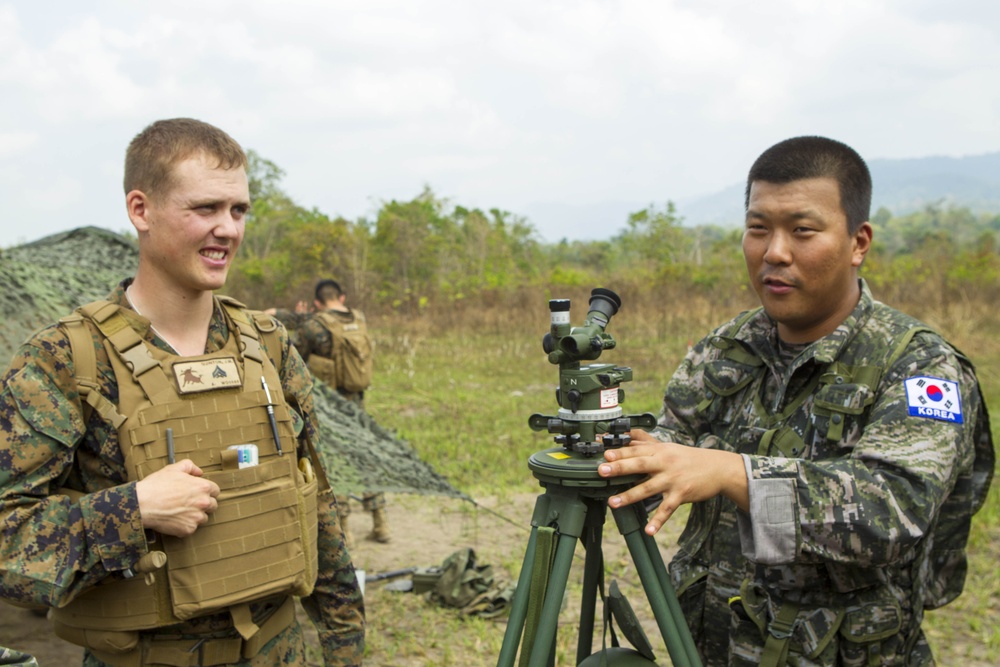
0, 647, 38, 667
425, 548, 515, 619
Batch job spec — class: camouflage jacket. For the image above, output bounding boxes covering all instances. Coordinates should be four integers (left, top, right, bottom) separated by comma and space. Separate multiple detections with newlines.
657, 281, 989, 665
0, 281, 364, 665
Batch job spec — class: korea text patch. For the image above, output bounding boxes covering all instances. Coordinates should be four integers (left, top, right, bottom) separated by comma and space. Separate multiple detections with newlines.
904, 376, 963, 423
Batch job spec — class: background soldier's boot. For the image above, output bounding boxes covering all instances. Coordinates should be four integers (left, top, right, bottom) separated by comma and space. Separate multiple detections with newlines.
363, 492, 391, 543
336, 494, 354, 549
370, 507, 391, 543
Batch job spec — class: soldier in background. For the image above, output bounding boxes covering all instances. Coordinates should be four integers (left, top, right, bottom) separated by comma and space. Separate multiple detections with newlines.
278, 280, 390, 546
0, 118, 364, 666
597, 136, 994, 665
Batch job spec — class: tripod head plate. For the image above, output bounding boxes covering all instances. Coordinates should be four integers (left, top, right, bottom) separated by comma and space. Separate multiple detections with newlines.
528, 447, 646, 494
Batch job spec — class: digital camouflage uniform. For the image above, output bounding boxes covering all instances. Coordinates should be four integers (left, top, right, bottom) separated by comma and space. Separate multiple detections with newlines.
293, 309, 387, 534
0, 281, 365, 666
0, 647, 38, 667
658, 281, 992, 666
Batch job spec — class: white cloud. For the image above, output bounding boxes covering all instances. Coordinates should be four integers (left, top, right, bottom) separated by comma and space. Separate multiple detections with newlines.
0, 0, 999, 247
0, 131, 35, 158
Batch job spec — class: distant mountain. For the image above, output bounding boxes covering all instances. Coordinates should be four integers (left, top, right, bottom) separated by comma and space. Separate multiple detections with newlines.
520, 199, 648, 243
676, 151, 1000, 228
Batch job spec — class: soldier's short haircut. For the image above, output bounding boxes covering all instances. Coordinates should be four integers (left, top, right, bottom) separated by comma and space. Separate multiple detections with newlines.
124, 118, 248, 201
745, 136, 872, 234
315, 279, 344, 303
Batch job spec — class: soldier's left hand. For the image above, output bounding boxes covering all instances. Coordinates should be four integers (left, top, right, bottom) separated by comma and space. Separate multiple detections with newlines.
598, 430, 748, 535
135, 459, 221, 537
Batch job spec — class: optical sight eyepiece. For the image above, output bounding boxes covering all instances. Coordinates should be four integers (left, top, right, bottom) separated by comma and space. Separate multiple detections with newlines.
588, 288, 621, 325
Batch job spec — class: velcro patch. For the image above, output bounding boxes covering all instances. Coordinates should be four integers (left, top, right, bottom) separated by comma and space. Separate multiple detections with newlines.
904, 376, 963, 424
172, 357, 242, 393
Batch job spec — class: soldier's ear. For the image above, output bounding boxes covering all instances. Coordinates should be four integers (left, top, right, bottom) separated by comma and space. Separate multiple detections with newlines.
852, 221, 873, 268
127, 190, 152, 233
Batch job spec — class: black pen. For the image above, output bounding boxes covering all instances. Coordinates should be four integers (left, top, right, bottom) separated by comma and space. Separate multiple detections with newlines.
261, 376, 283, 456
166, 427, 175, 464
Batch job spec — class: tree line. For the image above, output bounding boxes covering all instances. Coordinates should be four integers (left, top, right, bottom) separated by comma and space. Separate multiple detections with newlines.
227, 150, 1000, 318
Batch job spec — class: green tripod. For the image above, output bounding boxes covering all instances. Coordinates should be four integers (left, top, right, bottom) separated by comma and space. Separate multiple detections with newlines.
496, 447, 703, 667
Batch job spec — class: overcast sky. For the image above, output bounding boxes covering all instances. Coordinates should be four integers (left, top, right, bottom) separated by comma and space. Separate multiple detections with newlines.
1, 0, 998, 248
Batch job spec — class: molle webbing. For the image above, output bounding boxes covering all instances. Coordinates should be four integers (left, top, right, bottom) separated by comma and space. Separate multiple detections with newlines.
126, 388, 295, 480
163, 453, 318, 620
52, 299, 318, 644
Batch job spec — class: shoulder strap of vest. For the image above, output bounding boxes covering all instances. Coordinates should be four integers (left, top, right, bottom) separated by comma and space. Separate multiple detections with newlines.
80, 300, 178, 403
314, 310, 343, 332
886, 324, 936, 368
313, 311, 351, 365
218, 299, 287, 371
59, 303, 127, 428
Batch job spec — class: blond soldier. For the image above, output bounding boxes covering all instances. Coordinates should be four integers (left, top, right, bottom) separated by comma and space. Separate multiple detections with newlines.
0, 119, 364, 666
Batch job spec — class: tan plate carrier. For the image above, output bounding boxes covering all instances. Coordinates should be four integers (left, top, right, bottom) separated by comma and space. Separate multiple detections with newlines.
50, 299, 322, 664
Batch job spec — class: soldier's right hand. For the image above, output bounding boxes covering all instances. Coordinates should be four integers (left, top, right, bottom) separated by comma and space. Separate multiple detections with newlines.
135, 460, 221, 537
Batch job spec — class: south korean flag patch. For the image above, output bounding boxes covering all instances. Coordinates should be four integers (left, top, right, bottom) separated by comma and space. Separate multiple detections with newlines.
904, 376, 964, 424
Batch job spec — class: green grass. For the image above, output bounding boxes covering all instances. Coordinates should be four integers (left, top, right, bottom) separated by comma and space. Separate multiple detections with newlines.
360, 308, 1000, 666
366, 327, 570, 498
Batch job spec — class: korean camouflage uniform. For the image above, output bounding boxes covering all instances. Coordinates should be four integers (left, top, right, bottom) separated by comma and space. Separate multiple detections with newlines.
658, 280, 991, 666
0, 281, 364, 666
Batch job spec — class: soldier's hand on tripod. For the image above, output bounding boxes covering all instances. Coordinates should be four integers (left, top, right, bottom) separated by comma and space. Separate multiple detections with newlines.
597, 429, 748, 535
136, 460, 221, 537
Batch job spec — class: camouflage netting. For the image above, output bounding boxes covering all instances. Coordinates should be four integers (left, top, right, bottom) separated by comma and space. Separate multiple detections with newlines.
0, 226, 464, 498
311, 384, 462, 497
0, 227, 139, 365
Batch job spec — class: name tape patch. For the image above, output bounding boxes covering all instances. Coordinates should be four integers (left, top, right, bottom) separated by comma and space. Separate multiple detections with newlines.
904, 376, 963, 424
172, 357, 242, 394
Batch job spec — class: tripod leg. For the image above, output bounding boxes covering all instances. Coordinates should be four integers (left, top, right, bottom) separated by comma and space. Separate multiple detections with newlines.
641, 530, 701, 665
612, 505, 703, 667
575, 499, 607, 664
498, 486, 590, 667
525, 529, 579, 666
497, 526, 539, 667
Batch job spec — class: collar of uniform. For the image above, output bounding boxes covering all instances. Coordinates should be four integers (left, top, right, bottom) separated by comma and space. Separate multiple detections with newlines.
109, 278, 231, 354
731, 278, 875, 371
808, 279, 875, 366
323, 307, 354, 320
